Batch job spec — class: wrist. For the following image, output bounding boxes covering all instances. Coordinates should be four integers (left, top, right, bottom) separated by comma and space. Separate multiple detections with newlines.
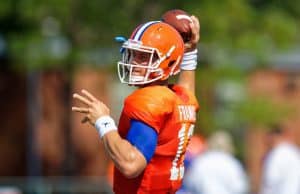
185, 44, 197, 52
180, 49, 198, 70
95, 116, 117, 138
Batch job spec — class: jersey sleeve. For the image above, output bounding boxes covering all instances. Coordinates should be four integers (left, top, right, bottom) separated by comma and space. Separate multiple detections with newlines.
126, 119, 158, 163
123, 86, 174, 133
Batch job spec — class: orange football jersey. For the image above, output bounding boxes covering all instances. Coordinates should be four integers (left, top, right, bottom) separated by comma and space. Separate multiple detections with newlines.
113, 85, 199, 194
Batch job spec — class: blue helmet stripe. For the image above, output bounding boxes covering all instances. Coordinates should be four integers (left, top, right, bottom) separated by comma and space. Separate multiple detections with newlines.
133, 21, 161, 41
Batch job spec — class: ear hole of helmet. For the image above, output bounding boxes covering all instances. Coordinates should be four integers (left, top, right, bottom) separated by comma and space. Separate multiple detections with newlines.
168, 60, 176, 67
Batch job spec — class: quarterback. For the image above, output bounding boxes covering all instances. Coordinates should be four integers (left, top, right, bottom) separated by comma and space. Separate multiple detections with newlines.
72, 15, 200, 193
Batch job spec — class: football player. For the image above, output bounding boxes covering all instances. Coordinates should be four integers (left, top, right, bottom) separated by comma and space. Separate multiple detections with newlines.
72, 16, 200, 193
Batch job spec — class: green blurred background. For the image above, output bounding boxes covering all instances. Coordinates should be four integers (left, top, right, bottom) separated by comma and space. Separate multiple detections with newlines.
0, 0, 300, 193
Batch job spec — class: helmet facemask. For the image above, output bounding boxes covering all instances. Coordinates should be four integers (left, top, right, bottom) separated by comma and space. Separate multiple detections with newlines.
118, 39, 175, 85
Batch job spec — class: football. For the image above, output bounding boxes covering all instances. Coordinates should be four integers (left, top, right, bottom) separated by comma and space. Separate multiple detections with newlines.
161, 9, 193, 42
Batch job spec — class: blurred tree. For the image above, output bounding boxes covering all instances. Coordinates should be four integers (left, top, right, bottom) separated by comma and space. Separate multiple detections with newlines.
0, 0, 299, 70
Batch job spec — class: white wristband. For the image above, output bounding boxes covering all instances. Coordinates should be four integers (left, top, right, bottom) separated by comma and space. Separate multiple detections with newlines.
95, 116, 117, 138
180, 49, 198, 70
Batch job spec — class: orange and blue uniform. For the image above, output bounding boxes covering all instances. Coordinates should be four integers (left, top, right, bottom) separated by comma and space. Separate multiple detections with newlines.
113, 84, 199, 194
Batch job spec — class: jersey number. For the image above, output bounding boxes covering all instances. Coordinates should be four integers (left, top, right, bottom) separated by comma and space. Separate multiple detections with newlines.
170, 123, 194, 180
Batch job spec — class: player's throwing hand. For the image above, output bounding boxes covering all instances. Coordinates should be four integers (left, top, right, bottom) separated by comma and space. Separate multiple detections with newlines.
185, 15, 200, 51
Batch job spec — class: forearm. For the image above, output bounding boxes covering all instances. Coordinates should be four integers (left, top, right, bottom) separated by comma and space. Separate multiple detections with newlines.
178, 70, 195, 94
178, 48, 198, 94
72, 90, 147, 178
102, 131, 147, 178
177, 15, 199, 94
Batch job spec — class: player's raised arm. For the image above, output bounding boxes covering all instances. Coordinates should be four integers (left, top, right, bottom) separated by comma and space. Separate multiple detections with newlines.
162, 10, 200, 94
72, 89, 147, 178
177, 15, 200, 95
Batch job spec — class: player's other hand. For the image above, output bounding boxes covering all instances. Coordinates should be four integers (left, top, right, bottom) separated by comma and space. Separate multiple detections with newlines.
185, 15, 200, 52
72, 89, 110, 125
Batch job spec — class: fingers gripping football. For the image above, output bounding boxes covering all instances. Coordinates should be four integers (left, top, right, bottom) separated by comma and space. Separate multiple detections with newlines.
72, 89, 110, 125
185, 15, 200, 51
